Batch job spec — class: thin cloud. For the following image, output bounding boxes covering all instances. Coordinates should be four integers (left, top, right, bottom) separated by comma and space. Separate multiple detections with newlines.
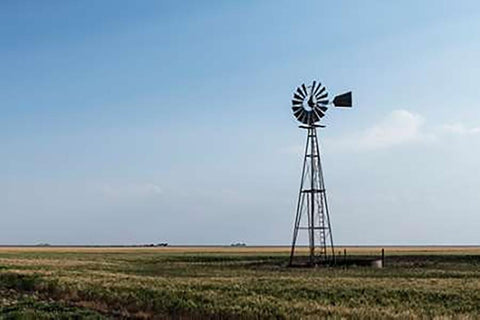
329, 110, 434, 151
440, 123, 480, 135
284, 110, 480, 153
357, 110, 432, 149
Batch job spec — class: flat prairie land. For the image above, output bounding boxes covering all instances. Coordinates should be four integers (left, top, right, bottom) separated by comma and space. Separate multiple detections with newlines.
2, 245, 479, 254
1, 246, 480, 319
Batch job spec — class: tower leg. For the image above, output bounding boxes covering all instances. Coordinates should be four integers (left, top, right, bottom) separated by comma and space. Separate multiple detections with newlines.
313, 132, 335, 262
309, 128, 315, 265
289, 131, 310, 266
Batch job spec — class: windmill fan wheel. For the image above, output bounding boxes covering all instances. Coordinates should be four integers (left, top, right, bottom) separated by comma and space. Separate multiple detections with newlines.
291, 81, 329, 125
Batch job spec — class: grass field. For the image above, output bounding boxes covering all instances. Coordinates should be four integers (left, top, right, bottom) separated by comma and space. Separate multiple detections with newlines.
1, 246, 480, 319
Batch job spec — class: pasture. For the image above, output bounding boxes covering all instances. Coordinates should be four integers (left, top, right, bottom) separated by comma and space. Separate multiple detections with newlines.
1, 246, 480, 319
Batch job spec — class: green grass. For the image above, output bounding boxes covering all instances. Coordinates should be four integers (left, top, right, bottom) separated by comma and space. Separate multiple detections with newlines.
1, 299, 106, 320
1, 248, 480, 319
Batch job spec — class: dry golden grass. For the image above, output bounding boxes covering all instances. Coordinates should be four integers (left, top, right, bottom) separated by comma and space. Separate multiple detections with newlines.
2, 246, 480, 319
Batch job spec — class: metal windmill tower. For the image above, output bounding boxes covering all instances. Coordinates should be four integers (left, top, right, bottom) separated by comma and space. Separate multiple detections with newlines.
289, 81, 352, 266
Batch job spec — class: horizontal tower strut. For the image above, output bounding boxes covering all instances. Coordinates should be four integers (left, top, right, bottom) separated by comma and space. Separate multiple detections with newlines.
301, 189, 325, 193
296, 227, 331, 230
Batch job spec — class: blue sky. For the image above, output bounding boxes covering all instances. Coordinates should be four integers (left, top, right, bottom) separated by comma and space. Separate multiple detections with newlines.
1, 1, 480, 245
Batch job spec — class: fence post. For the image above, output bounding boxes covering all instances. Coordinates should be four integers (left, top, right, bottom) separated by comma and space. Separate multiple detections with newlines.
381, 248, 385, 268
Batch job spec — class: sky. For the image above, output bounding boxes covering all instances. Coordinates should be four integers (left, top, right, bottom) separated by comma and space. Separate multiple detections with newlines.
1, 0, 480, 245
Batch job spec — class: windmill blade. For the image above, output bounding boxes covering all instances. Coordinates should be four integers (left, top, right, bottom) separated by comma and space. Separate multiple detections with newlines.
299, 111, 309, 124
315, 92, 328, 100
313, 82, 323, 96
319, 106, 328, 112
295, 109, 305, 120
292, 107, 303, 116
292, 106, 302, 112
310, 81, 317, 96
301, 84, 308, 97
293, 93, 304, 101
333, 91, 352, 107
298, 111, 306, 124
317, 99, 329, 105
310, 111, 319, 123
308, 112, 315, 124
316, 86, 326, 96
304, 112, 311, 124
296, 87, 306, 99
313, 107, 325, 118
292, 99, 303, 106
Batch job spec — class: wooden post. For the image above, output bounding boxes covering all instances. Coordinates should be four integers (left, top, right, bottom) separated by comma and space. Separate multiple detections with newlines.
343, 248, 347, 268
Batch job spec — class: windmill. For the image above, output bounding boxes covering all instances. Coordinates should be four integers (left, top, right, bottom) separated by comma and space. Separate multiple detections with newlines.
289, 80, 352, 266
